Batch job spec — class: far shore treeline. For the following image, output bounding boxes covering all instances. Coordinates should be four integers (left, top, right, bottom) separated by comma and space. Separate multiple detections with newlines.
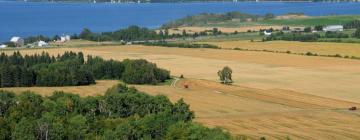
22, 0, 358, 3
3, 12, 360, 46
0, 51, 170, 87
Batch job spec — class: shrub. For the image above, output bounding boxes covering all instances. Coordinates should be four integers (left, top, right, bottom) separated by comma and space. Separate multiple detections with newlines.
122, 59, 170, 84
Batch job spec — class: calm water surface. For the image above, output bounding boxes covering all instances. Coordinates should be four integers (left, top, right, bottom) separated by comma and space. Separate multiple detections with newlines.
1, 1, 360, 41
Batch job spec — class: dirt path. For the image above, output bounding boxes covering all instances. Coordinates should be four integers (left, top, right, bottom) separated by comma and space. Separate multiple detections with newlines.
171, 77, 180, 88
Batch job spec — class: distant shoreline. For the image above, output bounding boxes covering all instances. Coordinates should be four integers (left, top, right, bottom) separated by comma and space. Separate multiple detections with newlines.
3, 0, 358, 4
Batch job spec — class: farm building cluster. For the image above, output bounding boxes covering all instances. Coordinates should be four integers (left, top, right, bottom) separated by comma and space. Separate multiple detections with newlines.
0, 35, 71, 49
263, 25, 344, 36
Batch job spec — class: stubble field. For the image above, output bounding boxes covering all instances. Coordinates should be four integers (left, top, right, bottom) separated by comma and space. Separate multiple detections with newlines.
202, 40, 360, 58
2, 41, 360, 139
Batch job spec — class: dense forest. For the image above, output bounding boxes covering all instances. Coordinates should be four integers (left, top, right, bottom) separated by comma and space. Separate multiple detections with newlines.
0, 51, 170, 87
0, 84, 233, 139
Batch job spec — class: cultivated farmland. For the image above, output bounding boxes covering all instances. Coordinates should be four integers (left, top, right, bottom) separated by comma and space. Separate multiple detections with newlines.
2, 42, 360, 139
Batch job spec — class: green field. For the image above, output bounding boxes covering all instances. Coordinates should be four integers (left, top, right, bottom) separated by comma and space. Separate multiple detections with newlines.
180, 15, 360, 27
258, 15, 360, 26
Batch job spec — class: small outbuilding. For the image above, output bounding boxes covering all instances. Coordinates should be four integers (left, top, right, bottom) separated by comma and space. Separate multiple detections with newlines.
37, 41, 48, 47
323, 25, 344, 32
263, 31, 272, 36
60, 35, 71, 42
10, 36, 24, 47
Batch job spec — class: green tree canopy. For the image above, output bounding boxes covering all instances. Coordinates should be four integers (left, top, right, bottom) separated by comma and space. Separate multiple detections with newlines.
218, 66, 233, 84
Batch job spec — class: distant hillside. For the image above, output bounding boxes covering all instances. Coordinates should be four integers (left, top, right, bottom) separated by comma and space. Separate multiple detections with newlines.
161, 11, 276, 28
161, 12, 360, 28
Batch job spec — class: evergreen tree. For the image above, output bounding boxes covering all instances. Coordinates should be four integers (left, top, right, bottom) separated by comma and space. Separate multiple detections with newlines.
0, 66, 14, 87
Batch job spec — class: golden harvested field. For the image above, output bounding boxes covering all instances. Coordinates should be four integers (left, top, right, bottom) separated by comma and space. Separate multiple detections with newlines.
164, 26, 284, 34
135, 79, 360, 139
2, 43, 360, 139
0, 80, 118, 96
202, 40, 360, 57
3, 44, 360, 102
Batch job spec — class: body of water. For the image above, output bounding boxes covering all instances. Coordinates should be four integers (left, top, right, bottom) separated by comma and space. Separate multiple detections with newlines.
1, 1, 360, 41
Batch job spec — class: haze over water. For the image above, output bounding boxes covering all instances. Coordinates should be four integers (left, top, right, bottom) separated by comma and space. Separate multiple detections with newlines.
1, 1, 360, 41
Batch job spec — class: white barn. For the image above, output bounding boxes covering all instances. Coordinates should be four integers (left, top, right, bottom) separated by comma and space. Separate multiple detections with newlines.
37, 41, 48, 47
263, 30, 272, 36
10, 36, 24, 47
323, 25, 344, 32
0, 44, 7, 48
60, 35, 71, 42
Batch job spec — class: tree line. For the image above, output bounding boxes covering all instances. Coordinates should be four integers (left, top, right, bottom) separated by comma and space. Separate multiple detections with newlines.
0, 51, 170, 87
78, 26, 162, 42
1, 26, 230, 46
264, 32, 320, 42
343, 20, 360, 29
77, 26, 226, 42
0, 84, 232, 140
264, 28, 360, 42
139, 41, 220, 49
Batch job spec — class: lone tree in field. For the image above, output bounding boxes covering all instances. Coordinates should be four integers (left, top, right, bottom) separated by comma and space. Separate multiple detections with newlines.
218, 66, 233, 84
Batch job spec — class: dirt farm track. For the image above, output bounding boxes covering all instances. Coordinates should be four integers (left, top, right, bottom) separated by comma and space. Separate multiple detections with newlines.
2, 43, 360, 139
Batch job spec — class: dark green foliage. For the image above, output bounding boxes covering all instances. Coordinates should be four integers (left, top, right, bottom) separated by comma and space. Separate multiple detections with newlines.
86, 56, 124, 79
79, 26, 162, 42
0, 91, 15, 117
162, 11, 266, 28
314, 25, 323, 31
122, 59, 170, 84
0, 84, 227, 139
265, 33, 320, 42
140, 41, 220, 49
304, 27, 312, 33
165, 122, 231, 140
0, 51, 170, 87
343, 20, 360, 29
325, 31, 349, 38
218, 66, 233, 84
354, 28, 360, 38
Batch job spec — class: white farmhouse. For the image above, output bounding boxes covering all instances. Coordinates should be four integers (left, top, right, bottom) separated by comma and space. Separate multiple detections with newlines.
0, 44, 7, 48
10, 36, 24, 47
263, 30, 272, 36
60, 35, 71, 42
37, 41, 48, 47
323, 25, 344, 32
